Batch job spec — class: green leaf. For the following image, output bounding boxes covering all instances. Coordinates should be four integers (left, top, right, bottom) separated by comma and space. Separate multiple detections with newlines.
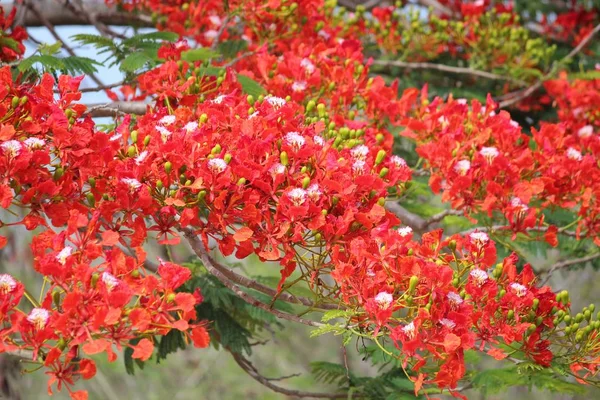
310, 323, 346, 338
217, 40, 248, 58
322, 309, 352, 323
237, 74, 266, 96
156, 329, 186, 363
120, 52, 154, 72
122, 31, 179, 47
39, 42, 62, 56
180, 48, 221, 62
62, 56, 102, 75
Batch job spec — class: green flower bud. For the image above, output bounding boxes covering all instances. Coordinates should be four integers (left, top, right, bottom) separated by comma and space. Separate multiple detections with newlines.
53, 167, 64, 181
127, 145, 136, 157
211, 144, 222, 155
53, 290, 61, 308
86, 192, 95, 207
130, 130, 138, 143
11, 96, 19, 108
199, 113, 208, 124
91, 273, 99, 288
302, 176, 310, 189
379, 167, 389, 178
409, 275, 419, 292
144, 135, 151, 146
164, 161, 173, 174
237, 178, 247, 186
532, 298, 539, 311
88, 177, 96, 188
224, 153, 232, 163
280, 151, 289, 166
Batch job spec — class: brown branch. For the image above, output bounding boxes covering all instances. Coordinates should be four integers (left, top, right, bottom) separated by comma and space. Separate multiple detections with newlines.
85, 101, 149, 117
208, 255, 340, 310
24, 0, 105, 88
498, 22, 600, 109
540, 252, 600, 285
210, 14, 231, 51
4, 1, 152, 28
385, 202, 462, 232
370, 59, 528, 86
68, 0, 128, 40
456, 225, 578, 238
230, 351, 350, 399
182, 229, 325, 328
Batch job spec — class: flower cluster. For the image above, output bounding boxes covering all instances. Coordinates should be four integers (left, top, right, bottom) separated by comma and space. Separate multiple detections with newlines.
0, 68, 210, 399
2, 0, 600, 398
400, 88, 600, 244
0, 6, 27, 62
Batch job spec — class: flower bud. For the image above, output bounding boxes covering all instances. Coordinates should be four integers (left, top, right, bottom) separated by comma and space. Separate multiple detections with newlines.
306, 100, 316, 113
130, 130, 138, 143
507, 310, 514, 320
224, 153, 232, 163
379, 167, 389, 178
197, 190, 207, 201
19, 96, 28, 106
302, 176, 310, 189
280, 151, 289, 166
167, 293, 176, 303
11, 96, 19, 108
247, 95, 255, 105
127, 145, 136, 157
237, 178, 247, 186
144, 135, 151, 146
532, 298, 539, 311
377, 197, 385, 206
53, 291, 61, 308
53, 167, 64, 181
86, 192, 95, 207
88, 177, 96, 188
409, 275, 419, 292
199, 113, 208, 124
91, 273, 99, 288
164, 161, 172, 174
211, 144, 222, 155
131, 270, 140, 278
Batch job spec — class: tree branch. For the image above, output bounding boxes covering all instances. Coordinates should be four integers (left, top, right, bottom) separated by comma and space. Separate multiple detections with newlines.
230, 351, 350, 399
498, 22, 600, 108
85, 101, 149, 117
370, 59, 527, 86
207, 255, 340, 310
540, 252, 600, 285
182, 229, 325, 328
3, 1, 152, 28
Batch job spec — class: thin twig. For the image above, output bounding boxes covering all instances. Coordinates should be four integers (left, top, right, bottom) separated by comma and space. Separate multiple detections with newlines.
210, 15, 232, 51
370, 59, 528, 86
84, 101, 148, 117
540, 252, 600, 285
498, 22, 600, 108
183, 229, 325, 328
230, 351, 350, 399
24, 0, 105, 88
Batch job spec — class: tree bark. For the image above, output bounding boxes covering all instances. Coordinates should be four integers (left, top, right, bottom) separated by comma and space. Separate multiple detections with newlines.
3, 0, 152, 28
